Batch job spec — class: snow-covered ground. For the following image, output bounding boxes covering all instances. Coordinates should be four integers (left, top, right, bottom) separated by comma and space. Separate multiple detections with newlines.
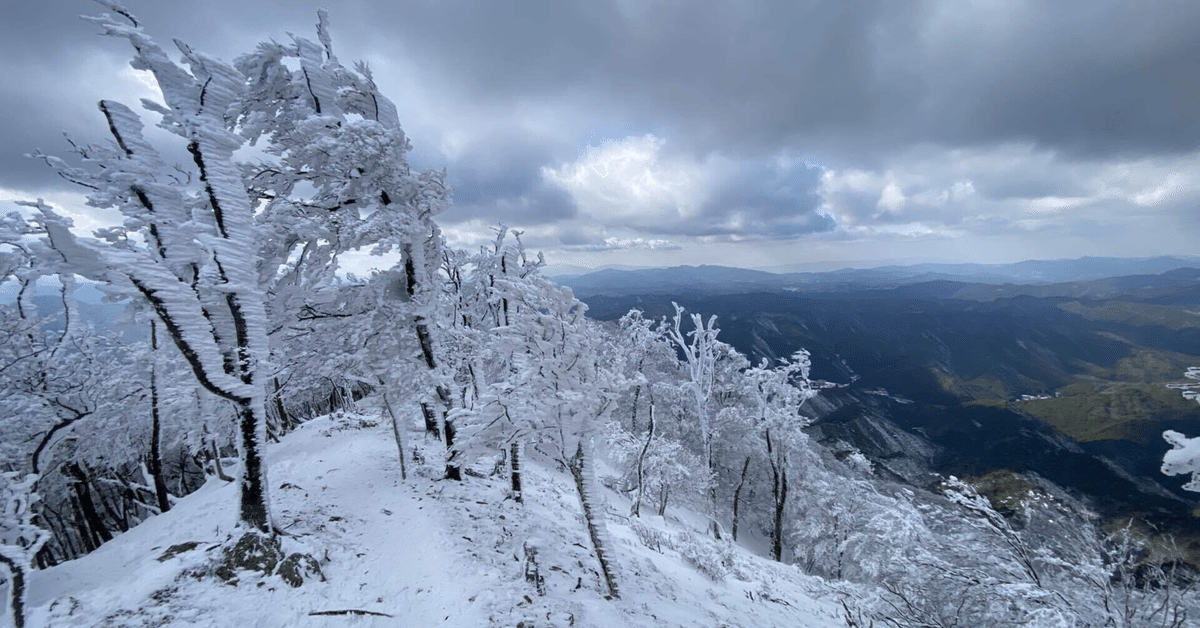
18, 412, 846, 627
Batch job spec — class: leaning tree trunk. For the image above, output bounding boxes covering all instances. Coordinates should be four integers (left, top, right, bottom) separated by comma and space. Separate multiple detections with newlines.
418, 402, 440, 439
380, 387, 408, 481
0, 552, 29, 628
148, 389, 171, 514
568, 441, 620, 599
140, 252, 272, 535
403, 246, 459, 480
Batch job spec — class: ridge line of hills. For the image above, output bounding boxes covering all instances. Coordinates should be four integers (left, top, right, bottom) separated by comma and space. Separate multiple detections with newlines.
562, 256, 1200, 300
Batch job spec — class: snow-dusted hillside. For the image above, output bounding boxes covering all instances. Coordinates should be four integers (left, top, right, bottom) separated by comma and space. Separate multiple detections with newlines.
18, 411, 844, 628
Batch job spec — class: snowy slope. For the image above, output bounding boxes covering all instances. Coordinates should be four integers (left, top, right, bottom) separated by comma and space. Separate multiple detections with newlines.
19, 411, 845, 627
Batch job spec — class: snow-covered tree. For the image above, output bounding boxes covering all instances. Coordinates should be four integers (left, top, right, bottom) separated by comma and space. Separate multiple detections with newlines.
0, 237, 164, 560
20, 3, 451, 552
0, 222, 104, 481
24, 7, 279, 533
837, 473, 1199, 628
439, 227, 545, 481
664, 303, 747, 539
606, 414, 704, 519
742, 351, 816, 561
0, 473, 51, 628
1163, 366, 1200, 492
470, 267, 625, 597
611, 309, 676, 434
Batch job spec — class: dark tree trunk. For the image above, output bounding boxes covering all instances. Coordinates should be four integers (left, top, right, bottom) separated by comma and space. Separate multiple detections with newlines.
731, 455, 751, 542
443, 418, 461, 481
64, 463, 112, 547
708, 469, 722, 540
148, 320, 172, 513
35, 545, 55, 569
510, 441, 523, 503
629, 355, 645, 433
630, 405, 655, 518
658, 485, 669, 517
0, 552, 29, 628
403, 246, 458, 480
568, 442, 619, 599
419, 402, 440, 439
220, 282, 271, 533
133, 288, 273, 534
95, 480, 130, 533
702, 432, 722, 540
500, 253, 511, 326
69, 492, 96, 554
264, 377, 287, 441
766, 429, 787, 562
630, 384, 641, 434
148, 404, 172, 514
234, 401, 271, 533
834, 514, 845, 580
272, 377, 294, 434
772, 465, 787, 562
35, 501, 69, 563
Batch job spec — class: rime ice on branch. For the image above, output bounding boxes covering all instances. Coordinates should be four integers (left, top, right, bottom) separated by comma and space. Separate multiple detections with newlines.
22, 2, 450, 537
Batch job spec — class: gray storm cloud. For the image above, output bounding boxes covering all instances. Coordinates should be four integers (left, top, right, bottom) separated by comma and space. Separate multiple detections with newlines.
2, 0, 1197, 264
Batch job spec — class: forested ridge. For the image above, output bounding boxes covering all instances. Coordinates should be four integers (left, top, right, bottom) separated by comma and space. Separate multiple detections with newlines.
2, 5, 1200, 627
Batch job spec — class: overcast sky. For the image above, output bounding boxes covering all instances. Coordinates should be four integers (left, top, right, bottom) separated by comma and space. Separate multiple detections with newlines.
3, 1, 1199, 271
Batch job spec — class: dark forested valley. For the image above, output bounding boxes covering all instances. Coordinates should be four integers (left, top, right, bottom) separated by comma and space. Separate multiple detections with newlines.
573, 264, 1200, 560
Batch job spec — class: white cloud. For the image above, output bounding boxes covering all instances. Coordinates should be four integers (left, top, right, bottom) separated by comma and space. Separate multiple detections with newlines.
816, 143, 1200, 252
542, 134, 702, 224
1024, 196, 1091, 214
1131, 171, 1187, 207
877, 180, 907, 213
563, 237, 681, 252
539, 134, 831, 243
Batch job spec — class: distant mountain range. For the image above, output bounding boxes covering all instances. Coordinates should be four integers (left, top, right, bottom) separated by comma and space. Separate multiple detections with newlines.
574, 259, 1200, 560
563, 256, 1200, 296
540, 263, 653, 277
